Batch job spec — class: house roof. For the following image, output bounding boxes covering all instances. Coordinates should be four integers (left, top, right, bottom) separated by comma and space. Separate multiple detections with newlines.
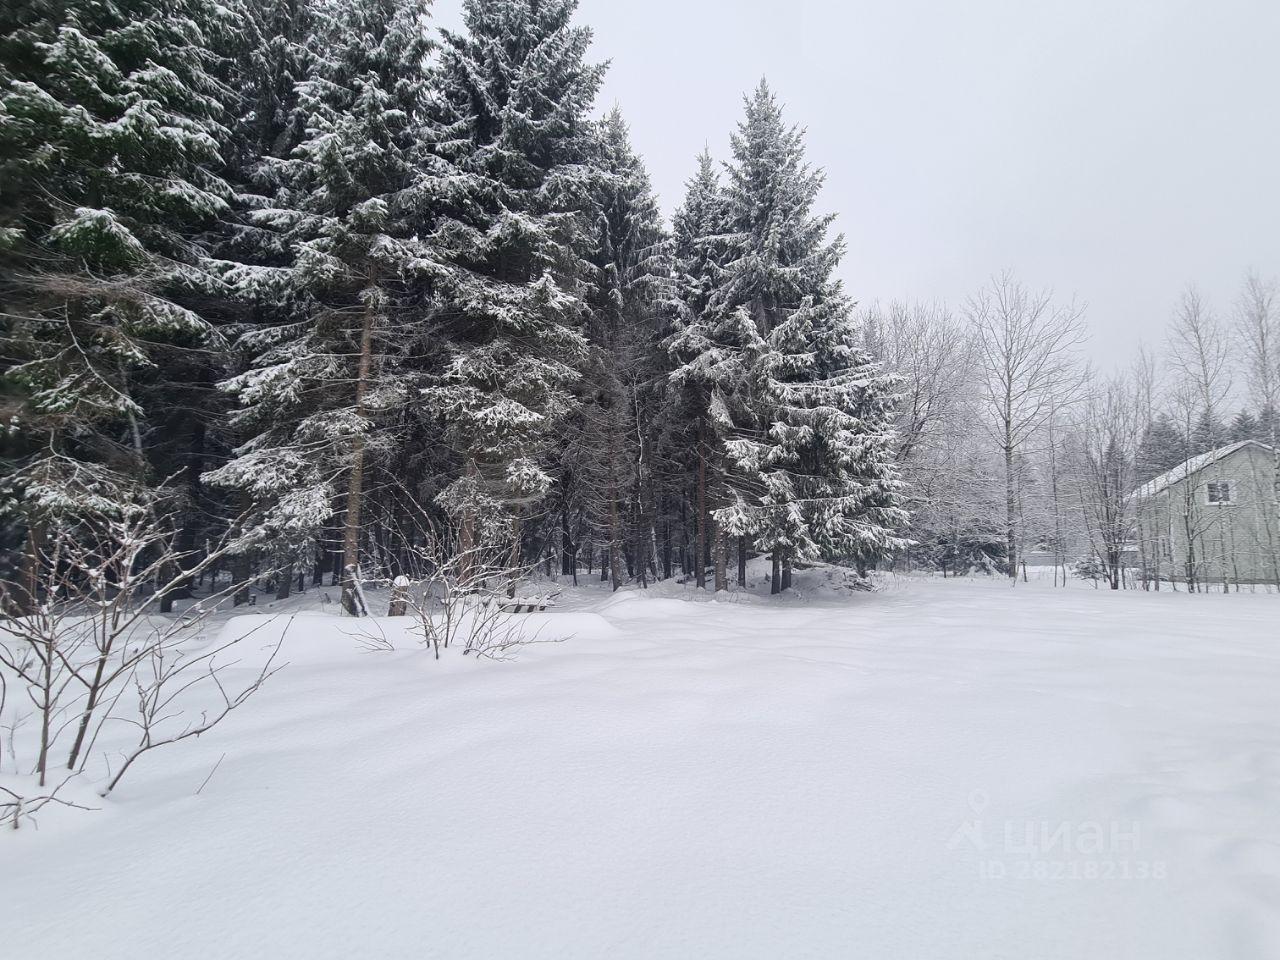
1132, 439, 1275, 501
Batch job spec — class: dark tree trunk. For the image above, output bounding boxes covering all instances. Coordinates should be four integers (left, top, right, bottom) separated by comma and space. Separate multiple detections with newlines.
312, 539, 327, 586
276, 563, 294, 601
12, 516, 46, 616
388, 576, 409, 616
339, 292, 377, 617
561, 503, 575, 576
341, 563, 366, 616
232, 553, 252, 607
695, 423, 707, 590
680, 497, 690, 576
713, 521, 727, 592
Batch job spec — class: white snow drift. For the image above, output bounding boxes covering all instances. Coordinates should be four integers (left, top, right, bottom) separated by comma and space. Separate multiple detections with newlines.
4, 572, 1279, 959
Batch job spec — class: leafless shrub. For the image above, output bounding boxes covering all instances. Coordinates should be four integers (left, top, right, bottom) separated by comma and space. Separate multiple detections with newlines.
100, 616, 285, 796
0, 510, 284, 826
353, 502, 557, 660
1, 775, 97, 831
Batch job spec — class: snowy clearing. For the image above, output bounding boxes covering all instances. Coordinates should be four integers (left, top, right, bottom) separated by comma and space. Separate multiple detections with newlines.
4, 572, 1280, 959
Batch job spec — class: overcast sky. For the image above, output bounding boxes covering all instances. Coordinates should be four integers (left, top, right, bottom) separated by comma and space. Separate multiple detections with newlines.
434, 0, 1280, 364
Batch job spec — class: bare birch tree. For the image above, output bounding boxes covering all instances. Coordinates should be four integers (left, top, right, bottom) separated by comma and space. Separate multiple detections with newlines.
1072, 375, 1140, 590
1234, 271, 1280, 586
1132, 343, 1160, 429
1166, 286, 1235, 589
1167, 286, 1232, 446
1235, 271, 1278, 427
967, 273, 1088, 581
861, 300, 976, 462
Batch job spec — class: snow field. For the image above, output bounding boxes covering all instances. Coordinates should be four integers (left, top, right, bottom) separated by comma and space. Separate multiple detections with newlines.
4, 571, 1280, 959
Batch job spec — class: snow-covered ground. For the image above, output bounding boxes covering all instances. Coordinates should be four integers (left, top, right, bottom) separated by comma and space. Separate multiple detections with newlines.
4, 568, 1280, 959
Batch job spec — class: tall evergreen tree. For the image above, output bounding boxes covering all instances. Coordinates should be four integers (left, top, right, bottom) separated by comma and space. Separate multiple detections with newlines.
193, 0, 322, 604
1229, 409, 1261, 444
208, 0, 437, 614
663, 150, 758, 590
130, 0, 326, 610
566, 108, 667, 589
0, 0, 240, 608
1134, 412, 1189, 484
1190, 408, 1226, 455
712, 80, 906, 591
419, 0, 604, 566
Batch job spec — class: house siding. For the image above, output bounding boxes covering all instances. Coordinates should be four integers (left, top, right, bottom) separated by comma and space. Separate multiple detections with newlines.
1136, 444, 1280, 586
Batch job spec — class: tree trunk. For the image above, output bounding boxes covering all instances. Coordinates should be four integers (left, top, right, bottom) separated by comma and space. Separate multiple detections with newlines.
506, 515, 523, 598
13, 520, 45, 616
232, 553, 252, 606
276, 563, 294, 601
713, 520, 727, 592
662, 516, 672, 581
680, 497, 690, 577
340, 289, 378, 617
608, 491, 625, 591
388, 576, 410, 616
170, 417, 207, 607
456, 460, 478, 585
1183, 499, 1198, 593
770, 550, 781, 595
695, 422, 707, 589
737, 536, 747, 587
781, 555, 792, 591
341, 563, 367, 616
37, 641, 53, 787
65, 648, 111, 772
561, 502, 574, 576
1004, 440, 1017, 581
312, 537, 327, 586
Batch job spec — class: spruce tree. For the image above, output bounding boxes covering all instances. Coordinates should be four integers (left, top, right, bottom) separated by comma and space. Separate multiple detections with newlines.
663, 150, 759, 589
209, 0, 437, 614
198, 0, 325, 600
1134, 412, 1189, 484
0, 0, 240, 608
713, 80, 906, 591
1229, 409, 1261, 443
1190, 409, 1226, 455
568, 108, 667, 589
419, 0, 605, 566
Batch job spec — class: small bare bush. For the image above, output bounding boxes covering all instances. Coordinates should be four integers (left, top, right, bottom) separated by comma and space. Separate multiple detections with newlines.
356, 507, 555, 660
0, 510, 283, 828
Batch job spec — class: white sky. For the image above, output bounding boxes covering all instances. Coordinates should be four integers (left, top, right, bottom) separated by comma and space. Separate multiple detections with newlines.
432, 0, 1280, 364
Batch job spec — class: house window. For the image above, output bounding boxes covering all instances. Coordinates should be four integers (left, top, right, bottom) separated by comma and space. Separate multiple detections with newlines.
1205, 481, 1234, 505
